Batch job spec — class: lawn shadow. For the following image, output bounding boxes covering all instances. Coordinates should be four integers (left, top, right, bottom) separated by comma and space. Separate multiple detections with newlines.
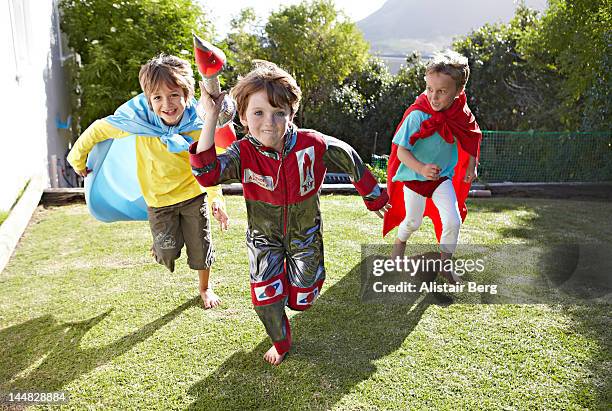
187, 258, 444, 410
559, 304, 612, 407
469, 197, 612, 243
0, 296, 200, 392
473, 198, 612, 408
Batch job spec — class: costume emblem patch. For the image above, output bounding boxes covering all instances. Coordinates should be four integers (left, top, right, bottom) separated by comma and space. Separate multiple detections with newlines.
296, 146, 315, 196
243, 168, 275, 191
297, 288, 319, 305
254, 279, 284, 302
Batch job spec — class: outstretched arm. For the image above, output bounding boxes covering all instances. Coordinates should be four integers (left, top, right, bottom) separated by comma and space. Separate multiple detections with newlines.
196, 82, 225, 154
322, 135, 390, 217
190, 83, 241, 187
464, 155, 478, 183
67, 120, 129, 177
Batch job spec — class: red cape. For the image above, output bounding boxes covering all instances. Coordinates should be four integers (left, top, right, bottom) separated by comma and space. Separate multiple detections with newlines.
382, 92, 482, 240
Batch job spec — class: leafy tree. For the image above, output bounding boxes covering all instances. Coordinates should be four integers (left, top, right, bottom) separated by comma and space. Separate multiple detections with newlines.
265, 0, 369, 124
222, 8, 266, 87
59, 0, 211, 133
455, 1, 611, 131
308, 57, 392, 156
380, 53, 427, 151
454, 6, 561, 131
223, 0, 370, 127
522, 0, 611, 131
310, 53, 426, 158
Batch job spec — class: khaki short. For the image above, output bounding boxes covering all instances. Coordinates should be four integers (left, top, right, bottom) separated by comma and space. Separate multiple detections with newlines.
147, 193, 215, 272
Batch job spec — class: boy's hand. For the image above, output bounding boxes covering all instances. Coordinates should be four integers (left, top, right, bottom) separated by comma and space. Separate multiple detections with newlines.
420, 163, 441, 180
374, 202, 391, 219
75, 167, 92, 177
199, 81, 226, 116
464, 166, 478, 183
464, 155, 478, 183
211, 201, 229, 231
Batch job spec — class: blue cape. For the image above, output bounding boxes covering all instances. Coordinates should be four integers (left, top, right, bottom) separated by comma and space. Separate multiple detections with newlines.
85, 94, 202, 222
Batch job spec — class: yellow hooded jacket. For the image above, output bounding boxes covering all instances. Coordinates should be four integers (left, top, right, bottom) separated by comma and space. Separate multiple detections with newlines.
67, 119, 224, 209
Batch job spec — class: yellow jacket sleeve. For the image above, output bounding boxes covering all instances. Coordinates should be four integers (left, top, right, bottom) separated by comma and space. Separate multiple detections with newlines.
67, 120, 130, 172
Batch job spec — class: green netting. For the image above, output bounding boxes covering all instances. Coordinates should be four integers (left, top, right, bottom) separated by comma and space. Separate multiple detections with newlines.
371, 131, 612, 183
478, 131, 612, 183
371, 154, 389, 170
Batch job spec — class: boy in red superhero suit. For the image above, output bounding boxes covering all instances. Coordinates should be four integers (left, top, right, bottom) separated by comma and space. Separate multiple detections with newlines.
190, 61, 390, 365
383, 50, 482, 284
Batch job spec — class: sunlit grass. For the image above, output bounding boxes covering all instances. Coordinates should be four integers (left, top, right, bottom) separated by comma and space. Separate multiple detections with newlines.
0, 196, 610, 410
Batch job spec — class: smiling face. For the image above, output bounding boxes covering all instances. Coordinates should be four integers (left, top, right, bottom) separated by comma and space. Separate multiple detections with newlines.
240, 89, 293, 153
149, 82, 188, 126
425, 71, 462, 112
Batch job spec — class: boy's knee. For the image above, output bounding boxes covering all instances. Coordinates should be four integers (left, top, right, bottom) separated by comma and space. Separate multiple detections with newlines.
440, 215, 461, 254
152, 247, 180, 272
443, 215, 461, 234
250, 272, 288, 307
185, 238, 215, 270
150, 229, 182, 272
398, 218, 422, 241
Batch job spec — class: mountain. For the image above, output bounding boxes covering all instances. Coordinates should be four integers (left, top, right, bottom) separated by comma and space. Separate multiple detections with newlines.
357, 0, 547, 57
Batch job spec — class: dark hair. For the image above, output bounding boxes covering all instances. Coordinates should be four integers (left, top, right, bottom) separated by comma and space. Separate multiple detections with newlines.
139, 54, 195, 106
231, 60, 302, 132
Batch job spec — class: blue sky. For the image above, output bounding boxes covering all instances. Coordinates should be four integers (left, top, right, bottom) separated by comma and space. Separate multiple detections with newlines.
198, 0, 386, 38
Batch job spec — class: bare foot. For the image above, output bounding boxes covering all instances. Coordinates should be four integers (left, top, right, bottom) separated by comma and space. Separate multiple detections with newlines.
200, 288, 221, 309
263, 345, 286, 366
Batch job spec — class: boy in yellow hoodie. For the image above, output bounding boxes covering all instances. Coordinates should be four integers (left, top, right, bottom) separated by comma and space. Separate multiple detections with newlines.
68, 54, 228, 308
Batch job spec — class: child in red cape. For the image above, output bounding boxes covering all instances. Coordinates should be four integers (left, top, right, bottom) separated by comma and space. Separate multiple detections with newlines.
383, 50, 482, 284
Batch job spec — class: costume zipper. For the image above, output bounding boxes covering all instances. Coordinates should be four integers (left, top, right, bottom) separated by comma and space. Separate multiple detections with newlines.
280, 156, 288, 236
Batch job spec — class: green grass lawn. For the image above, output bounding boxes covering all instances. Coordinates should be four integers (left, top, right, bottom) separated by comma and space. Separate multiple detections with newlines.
1, 196, 610, 410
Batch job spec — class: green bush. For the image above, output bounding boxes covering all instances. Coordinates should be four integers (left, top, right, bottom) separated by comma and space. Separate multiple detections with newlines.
366, 163, 387, 183
60, 0, 212, 134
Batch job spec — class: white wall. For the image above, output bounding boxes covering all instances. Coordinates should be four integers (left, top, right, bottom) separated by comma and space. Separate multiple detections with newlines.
0, 0, 71, 211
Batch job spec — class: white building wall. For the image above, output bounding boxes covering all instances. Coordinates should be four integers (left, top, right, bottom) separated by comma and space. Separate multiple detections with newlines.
0, 0, 71, 211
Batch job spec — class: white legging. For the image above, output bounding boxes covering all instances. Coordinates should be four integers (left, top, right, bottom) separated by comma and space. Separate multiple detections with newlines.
397, 179, 461, 254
